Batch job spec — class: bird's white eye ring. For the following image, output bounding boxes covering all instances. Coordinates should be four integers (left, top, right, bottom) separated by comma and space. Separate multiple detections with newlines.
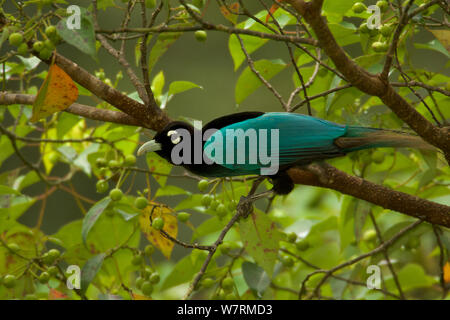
167, 130, 181, 144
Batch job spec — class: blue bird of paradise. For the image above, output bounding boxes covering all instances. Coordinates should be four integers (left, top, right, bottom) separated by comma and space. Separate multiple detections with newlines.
138, 112, 431, 194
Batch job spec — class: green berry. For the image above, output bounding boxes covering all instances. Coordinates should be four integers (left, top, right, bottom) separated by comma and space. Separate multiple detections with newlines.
369, 27, 379, 37
194, 30, 207, 42
135, 277, 145, 289
47, 249, 60, 261
39, 48, 52, 60
8, 243, 20, 252
372, 41, 385, 52
99, 168, 108, 177
47, 266, 59, 277
142, 266, 153, 279
362, 229, 377, 242
44, 39, 55, 50
17, 43, 28, 56
281, 256, 294, 267
108, 159, 120, 168
135, 197, 148, 210
201, 278, 214, 288
177, 212, 191, 223
45, 25, 57, 38
33, 41, 45, 52
216, 204, 227, 217
42, 250, 59, 265
109, 188, 123, 201
380, 24, 393, 37
352, 2, 367, 14
197, 179, 209, 192
372, 151, 385, 164
287, 232, 297, 243
221, 277, 234, 291
228, 200, 237, 211
96, 157, 107, 168
295, 240, 310, 251
132, 254, 144, 266
141, 281, 153, 296
359, 22, 370, 34
225, 293, 236, 300
152, 217, 164, 230
210, 199, 220, 210
39, 272, 50, 284
376, 0, 388, 12
201, 194, 213, 207
3, 275, 16, 288
124, 154, 136, 166
9, 33, 23, 46
149, 273, 160, 284
144, 244, 155, 256
96, 180, 109, 193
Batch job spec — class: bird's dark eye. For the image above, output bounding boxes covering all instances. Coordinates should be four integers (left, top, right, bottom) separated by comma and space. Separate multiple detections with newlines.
167, 130, 181, 144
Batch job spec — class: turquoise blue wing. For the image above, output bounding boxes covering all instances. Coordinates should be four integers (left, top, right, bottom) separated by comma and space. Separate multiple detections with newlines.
203, 112, 347, 173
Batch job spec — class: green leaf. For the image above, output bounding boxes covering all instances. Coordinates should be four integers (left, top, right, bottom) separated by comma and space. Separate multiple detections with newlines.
82, 197, 112, 245
323, 0, 358, 23
74, 143, 100, 176
155, 185, 190, 198
229, 35, 269, 71
168, 81, 202, 96
0, 195, 35, 221
148, 33, 182, 73
328, 23, 359, 47
414, 39, 450, 58
145, 152, 172, 187
80, 253, 105, 295
151, 71, 165, 98
228, 13, 272, 70
242, 261, 271, 298
0, 185, 21, 195
56, 8, 97, 60
394, 264, 433, 291
161, 250, 207, 290
238, 208, 283, 276
17, 56, 41, 71
235, 59, 286, 104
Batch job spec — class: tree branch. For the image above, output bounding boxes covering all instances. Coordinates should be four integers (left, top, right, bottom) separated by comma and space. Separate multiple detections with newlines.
36, 52, 171, 131
0, 92, 142, 127
285, 0, 450, 162
287, 164, 450, 228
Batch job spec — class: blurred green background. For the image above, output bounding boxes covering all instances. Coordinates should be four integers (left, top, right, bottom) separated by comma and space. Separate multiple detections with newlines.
1, 0, 448, 263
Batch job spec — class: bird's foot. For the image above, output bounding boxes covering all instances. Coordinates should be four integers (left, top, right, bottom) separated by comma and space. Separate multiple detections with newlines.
237, 190, 274, 219
270, 171, 294, 195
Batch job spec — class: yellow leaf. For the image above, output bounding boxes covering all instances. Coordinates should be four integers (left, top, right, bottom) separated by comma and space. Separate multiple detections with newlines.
429, 29, 450, 54
31, 63, 79, 122
444, 262, 450, 284
220, 3, 239, 24
139, 201, 178, 259
132, 293, 152, 300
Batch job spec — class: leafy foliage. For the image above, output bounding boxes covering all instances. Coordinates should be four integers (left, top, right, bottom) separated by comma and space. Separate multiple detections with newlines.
0, 0, 448, 301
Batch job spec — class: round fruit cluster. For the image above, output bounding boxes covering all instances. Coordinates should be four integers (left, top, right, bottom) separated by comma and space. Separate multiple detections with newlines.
9, 24, 61, 59
197, 179, 238, 219
352, 1, 396, 53
132, 245, 160, 297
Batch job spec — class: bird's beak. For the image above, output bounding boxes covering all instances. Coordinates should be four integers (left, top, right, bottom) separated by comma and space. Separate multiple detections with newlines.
137, 140, 162, 156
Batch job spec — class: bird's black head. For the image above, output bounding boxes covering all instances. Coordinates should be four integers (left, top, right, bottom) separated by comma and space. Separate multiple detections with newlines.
137, 121, 196, 165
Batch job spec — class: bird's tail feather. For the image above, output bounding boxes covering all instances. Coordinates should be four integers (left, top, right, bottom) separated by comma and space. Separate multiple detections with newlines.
334, 126, 434, 152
